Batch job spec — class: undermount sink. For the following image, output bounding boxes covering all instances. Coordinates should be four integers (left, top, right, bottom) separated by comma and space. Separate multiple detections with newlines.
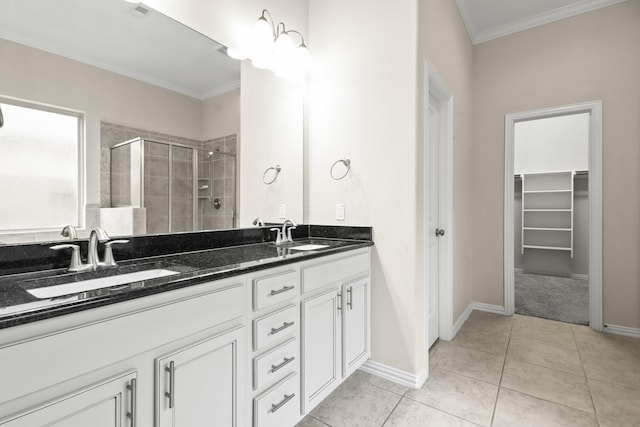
289, 244, 330, 251
26, 268, 181, 299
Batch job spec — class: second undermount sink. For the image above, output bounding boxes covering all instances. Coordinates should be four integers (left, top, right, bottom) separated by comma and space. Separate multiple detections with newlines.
289, 244, 330, 251
26, 268, 181, 299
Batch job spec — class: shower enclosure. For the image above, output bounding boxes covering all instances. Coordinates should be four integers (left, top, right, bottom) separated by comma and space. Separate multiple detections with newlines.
110, 137, 236, 234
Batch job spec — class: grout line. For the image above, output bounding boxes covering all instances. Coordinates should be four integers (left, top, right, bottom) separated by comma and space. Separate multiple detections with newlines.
380, 394, 404, 426
308, 415, 332, 426
572, 325, 601, 426
499, 385, 596, 415
489, 318, 513, 426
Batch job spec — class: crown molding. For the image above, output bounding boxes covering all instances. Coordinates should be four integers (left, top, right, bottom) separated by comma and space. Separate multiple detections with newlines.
457, 0, 629, 45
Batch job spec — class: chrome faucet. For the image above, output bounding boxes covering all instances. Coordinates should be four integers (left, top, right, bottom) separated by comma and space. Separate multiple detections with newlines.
51, 228, 129, 272
88, 228, 110, 269
60, 225, 77, 240
282, 219, 297, 243
252, 217, 265, 227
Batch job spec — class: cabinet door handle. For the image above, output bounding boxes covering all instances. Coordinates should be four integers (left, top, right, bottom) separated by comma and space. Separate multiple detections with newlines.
270, 393, 295, 413
270, 285, 295, 296
126, 378, 136, 427
337, 292, 342, 312
347, 287, 353, 310
270, 356, 295, 373
165, 361, 175, 409
270, 321, 295, 335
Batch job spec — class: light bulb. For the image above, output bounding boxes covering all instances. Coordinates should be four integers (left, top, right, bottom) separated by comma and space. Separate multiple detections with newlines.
296, 44, 311, 70
253, 17, 274, 53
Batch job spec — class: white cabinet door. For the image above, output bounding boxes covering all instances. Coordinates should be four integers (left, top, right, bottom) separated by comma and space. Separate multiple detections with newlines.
156, 326, 244, 427
301, 288, 341, 414
342, 277, 369, 378
0, 372, 136, 427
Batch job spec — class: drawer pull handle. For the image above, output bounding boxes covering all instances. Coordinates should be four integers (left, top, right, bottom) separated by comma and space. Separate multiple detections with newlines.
271, 321, 295, 335
165, 361, 175, 409
270, 393, 295, 413
347, 287, 353, 310
270, 285, 295, 296
126, 378, 137, 427
270, 356, 295, 373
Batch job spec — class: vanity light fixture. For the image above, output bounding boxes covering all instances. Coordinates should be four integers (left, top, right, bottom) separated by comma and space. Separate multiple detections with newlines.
228, 9, 310, 82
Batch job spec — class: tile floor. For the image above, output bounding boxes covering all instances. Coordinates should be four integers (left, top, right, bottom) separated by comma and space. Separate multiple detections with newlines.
297, 310, 640, 426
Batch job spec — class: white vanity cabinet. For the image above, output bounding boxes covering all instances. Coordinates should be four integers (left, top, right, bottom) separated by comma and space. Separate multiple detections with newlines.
156, 326, 245, 427
0, 276, 246, 427
246, 266, 301, 427
0, 371, 137, 427
300, 249, 370, 414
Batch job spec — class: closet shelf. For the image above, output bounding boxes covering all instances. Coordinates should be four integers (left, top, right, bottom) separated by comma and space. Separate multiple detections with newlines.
521, 171, 575, 258
522, 245, 572, 252
523, 227, 571, 231
523, 209, 571, 212
523, 189, 571, 194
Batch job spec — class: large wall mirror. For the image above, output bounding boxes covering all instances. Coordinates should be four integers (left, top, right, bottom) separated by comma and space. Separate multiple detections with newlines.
0, 0, 304, 243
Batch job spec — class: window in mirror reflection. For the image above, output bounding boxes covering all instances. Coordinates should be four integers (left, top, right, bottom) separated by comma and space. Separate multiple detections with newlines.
0, 99, 82, 232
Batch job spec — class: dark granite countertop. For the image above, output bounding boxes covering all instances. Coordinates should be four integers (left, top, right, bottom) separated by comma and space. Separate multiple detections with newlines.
0, 237, 372, 329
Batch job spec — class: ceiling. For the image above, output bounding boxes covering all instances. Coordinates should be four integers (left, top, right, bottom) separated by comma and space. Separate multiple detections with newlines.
0, 0, 240, 100
456, 0, 629, 44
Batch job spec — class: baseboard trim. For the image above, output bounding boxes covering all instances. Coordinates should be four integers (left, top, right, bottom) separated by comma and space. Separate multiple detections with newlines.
604, 324, 640, 339
572, 274, 589, 280
452, 303, 474, 337
472, 302, 506, 315
360, 359, 427, 389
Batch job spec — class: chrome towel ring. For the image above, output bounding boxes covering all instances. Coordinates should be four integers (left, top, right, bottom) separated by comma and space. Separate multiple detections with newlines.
330, 158, 351, 180
263, 165, 281, 185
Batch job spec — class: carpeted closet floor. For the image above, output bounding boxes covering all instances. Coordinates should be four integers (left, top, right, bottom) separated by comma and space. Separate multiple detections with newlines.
515, 271, 589, 325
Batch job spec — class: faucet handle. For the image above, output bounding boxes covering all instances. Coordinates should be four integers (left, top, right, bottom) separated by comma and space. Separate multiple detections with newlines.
269, 228, 283, 245
102, 240, 129, 267
286, 226, 297, 243
50, 244, 90, 272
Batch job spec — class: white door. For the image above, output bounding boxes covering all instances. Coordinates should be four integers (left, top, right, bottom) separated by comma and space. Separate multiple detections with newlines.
301, 288, 341, 414
427, 94, 442, 348
157, 326, 244, 427
1, 372, 136, 427
342, 277, 369, 377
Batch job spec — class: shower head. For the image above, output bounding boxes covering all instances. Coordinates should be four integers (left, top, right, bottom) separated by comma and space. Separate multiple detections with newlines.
205, 151, 214, 160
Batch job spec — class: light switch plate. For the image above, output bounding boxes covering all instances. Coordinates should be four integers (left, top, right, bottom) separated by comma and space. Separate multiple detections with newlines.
336, 203, 345, 221
279, 204, 286, 219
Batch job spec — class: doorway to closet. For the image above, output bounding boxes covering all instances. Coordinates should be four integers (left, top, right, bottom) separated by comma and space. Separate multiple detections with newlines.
504, 102, 603, 329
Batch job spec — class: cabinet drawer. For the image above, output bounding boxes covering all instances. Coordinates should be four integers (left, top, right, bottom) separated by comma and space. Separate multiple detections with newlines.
253, 374, 299, 427
253, 270, 299, 311
253, 305, 297, 351
302, 251, 369, 293
253, 338, 298, 391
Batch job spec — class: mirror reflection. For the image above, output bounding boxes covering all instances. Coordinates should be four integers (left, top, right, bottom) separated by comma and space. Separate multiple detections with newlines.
0, 0, 246, 241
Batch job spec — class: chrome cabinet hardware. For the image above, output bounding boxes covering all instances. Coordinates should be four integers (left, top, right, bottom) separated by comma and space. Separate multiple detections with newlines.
270, 321, 295, 335
337, 292, 342, 312
347, 287, 353, 310
127, 378, 137, 427
270, 393, 295, 413
270, 285, 295, 296
270, 356, 295, 373
435, 228, 445, 237
165, 361, 175, 409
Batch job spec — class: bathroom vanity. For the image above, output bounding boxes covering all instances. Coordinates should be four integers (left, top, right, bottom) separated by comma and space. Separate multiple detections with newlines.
0, 226, 372, 426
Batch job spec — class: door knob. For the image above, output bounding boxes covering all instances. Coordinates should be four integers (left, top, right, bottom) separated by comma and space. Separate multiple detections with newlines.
435, 228, 445, 237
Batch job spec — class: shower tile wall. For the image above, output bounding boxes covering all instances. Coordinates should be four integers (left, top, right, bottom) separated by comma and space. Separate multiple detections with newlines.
170, 145, 194, 233
100, 122, 201, 208
200, 135, 237, 230
144, 142, 170, 234
101, 122, 236, 234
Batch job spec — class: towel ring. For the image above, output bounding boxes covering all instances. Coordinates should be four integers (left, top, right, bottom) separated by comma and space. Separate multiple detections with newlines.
263, 165, 281, 185
330, 158, 351, 180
